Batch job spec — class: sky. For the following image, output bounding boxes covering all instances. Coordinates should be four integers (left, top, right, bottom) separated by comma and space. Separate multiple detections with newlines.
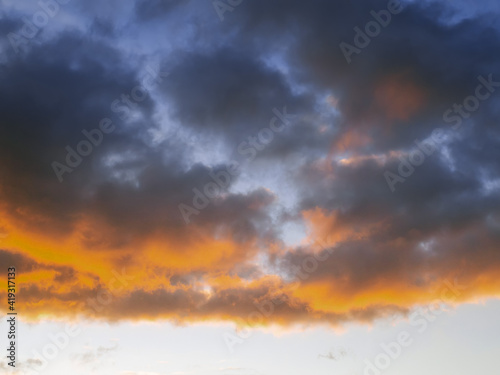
0, 0, 500, 374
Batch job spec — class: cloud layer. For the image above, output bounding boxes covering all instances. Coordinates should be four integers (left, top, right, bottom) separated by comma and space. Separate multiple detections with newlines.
0, 0, 499, 326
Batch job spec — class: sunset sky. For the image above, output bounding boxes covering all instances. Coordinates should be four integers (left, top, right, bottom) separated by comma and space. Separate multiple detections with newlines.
1, 0, 500, 374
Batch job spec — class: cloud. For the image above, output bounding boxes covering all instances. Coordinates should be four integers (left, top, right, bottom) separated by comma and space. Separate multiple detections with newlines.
0, 0, 498, 328
71, 343, 119, 367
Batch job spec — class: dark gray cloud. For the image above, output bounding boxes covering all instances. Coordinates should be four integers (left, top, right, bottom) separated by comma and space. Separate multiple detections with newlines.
134, 0, 188, 21
160, 48, 313, 145
0, 31, 277, 247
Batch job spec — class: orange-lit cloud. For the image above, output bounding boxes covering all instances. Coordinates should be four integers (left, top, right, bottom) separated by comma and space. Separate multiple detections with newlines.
374, 72, 427, 122
2, 204, 500, 328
